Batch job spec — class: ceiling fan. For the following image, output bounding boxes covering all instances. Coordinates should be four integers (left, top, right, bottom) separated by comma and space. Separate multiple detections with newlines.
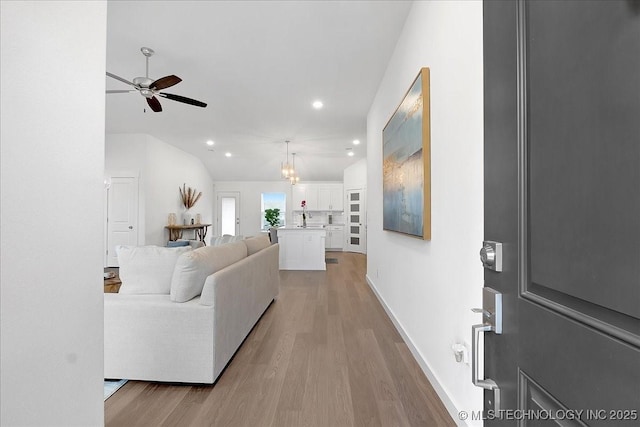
106, 47, 207, 112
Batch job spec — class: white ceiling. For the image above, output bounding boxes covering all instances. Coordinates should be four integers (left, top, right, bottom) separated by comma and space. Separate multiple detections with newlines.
106, 1, 412, 181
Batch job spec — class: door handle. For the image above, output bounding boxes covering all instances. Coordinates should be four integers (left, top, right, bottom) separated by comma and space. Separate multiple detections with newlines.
472, 323, 501, 411
471, 287, 502, 411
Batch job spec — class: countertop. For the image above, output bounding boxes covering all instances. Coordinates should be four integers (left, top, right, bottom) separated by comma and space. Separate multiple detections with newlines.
278, 225, 326, 230
279, 223, 345, 229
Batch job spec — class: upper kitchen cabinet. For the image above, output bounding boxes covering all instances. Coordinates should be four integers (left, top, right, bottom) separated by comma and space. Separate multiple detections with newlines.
292, 183, 343, 211
317, 185, 344, 211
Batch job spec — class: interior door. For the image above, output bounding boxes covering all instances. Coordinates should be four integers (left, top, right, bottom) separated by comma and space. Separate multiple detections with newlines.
217, 191, 240, 236
105, 175, 139, 267
345, 189, 366, 254
482, 0, 639, 424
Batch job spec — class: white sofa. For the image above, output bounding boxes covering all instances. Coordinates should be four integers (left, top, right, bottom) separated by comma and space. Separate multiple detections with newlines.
104, 235, 279, 384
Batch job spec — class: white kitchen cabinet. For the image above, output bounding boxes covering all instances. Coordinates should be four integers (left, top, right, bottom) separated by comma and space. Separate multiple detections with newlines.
329, 185, 343, 211
325, 225, 344, 250
278, 227, 326, 270
292, 185, 306, 211
292, 183, 343, 212
292, 184, 318, 210
317, 185, 344, 211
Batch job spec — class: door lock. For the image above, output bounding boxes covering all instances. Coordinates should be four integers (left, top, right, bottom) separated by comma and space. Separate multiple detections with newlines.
480, 241, 503, 272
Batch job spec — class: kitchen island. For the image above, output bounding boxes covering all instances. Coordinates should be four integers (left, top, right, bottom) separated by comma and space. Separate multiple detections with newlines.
277, 226, 326, 270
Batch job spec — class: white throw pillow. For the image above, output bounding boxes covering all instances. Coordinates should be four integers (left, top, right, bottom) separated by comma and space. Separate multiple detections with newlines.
116, 245, 192, 295
170, 241, 248, 302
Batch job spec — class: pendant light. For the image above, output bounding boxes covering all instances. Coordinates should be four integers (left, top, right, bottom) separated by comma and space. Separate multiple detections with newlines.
289, 153, 300, 185
281, 140, 295, 179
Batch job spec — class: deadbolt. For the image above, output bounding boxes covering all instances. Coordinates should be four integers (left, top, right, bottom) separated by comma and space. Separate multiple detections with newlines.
480, 241, 502, 272
480, 244, 495, 266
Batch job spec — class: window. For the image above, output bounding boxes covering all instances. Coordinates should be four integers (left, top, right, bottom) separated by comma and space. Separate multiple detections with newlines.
261, 192, 286, 229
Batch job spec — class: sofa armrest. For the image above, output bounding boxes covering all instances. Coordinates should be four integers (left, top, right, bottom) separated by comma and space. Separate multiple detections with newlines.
104, 294, 215, 383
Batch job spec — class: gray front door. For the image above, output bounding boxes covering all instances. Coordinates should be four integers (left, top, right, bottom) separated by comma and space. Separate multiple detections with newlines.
483, 0, 639, 424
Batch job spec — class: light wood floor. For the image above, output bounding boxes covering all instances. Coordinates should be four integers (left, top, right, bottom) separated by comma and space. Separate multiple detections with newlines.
105, 252, 455, 426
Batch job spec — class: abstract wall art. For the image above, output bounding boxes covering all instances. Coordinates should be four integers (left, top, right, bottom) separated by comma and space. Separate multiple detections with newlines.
382, 68, 431, 240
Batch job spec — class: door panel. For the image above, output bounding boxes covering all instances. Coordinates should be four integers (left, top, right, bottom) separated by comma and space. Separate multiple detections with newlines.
520, 302, 640, 416
527, 0, 640, 319
106, 176, 138, 267
345, 189, 366, 253
484, 0, 640, 424
218, 192, 240, 236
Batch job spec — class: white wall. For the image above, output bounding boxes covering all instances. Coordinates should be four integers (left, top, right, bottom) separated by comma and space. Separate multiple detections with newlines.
106, 133, 214, 246
1, 1, 106, 425
212, 181, 294, 238
366, 1, 484, 424
344, 158, 367, 191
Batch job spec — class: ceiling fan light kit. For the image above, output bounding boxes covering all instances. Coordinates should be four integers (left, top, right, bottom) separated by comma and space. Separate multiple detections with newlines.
106, 47, 207, 112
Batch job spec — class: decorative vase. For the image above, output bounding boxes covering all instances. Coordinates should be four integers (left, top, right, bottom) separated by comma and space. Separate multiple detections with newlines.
302, 213, 307, 227
182, 209, 192, 225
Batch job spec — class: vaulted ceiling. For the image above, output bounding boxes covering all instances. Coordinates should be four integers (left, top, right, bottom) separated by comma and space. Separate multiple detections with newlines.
106, 1, 412, 181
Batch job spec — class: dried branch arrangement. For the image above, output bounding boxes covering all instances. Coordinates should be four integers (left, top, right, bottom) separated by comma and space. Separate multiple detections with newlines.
179, 183, 202, 209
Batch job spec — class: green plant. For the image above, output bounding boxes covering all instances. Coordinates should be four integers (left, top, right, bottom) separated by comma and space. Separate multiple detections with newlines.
264, 208, 281, 228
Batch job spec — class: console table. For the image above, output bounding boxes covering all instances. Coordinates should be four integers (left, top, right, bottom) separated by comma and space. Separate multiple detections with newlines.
165, 224, 211, 245
104, 273, 121, 293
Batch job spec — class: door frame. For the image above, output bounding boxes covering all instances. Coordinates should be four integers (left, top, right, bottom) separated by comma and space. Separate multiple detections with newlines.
216, 191, 240, 236
344, 188, 366, 254
104, 170, 140, 267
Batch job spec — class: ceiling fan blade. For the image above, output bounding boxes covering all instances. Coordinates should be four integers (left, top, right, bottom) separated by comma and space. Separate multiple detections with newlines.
106, 72, 136, 87
150, 75, 182, 91
106, 90, 135, 94
146, 96, 163, 112
158, 92, 207, 108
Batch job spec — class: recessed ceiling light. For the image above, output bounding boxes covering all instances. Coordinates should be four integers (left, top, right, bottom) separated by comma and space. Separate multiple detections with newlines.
352, 139, 360, 145
206, 140, 214, 146
312, 100, 323, 109
225, 152, 232, 157
347, 151, 355, 157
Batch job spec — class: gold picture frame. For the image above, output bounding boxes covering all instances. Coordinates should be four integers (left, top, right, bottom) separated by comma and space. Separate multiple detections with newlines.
382, 67, 431, 240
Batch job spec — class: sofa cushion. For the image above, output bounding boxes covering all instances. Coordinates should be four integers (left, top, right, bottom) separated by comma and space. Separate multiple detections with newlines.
170, 240, 248, 302
116, 245, 192, 295
244, 234, 271, 256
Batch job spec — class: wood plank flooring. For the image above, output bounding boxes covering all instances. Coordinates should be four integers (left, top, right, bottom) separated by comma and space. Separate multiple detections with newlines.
105, 252, 455, 426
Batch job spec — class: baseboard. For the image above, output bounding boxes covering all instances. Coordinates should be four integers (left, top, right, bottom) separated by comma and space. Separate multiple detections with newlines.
365, 274, 466, 426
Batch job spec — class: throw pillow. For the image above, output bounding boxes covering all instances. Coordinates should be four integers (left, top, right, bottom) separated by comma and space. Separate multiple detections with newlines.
116, 245, 192, 295
244, 234, 271, 256
170, 240, 248, 302
167, 240, 190, 247
210, 235, 243, 246
210, 236, 226, 246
